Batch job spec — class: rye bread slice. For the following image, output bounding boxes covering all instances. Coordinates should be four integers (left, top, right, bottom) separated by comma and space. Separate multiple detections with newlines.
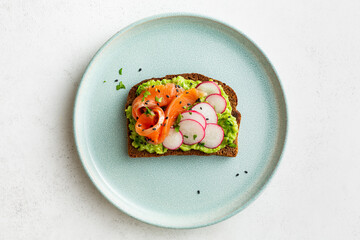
125, 73, 241, 158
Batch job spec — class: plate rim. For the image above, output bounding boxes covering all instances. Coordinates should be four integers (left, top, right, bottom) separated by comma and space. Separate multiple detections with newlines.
73, 12, 288, 229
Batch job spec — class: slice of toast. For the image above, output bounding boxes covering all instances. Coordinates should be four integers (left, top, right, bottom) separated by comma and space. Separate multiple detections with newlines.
125, 73, 241, 158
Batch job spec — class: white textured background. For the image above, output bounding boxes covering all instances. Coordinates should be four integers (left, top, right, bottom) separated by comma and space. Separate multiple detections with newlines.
1, 0, 360, 239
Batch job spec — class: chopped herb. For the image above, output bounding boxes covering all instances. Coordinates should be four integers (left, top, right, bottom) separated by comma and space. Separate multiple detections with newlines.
182, 106, 187, 109
198, 142, 205, 147
175, 125, 180, 132
116, 81, 126, 90
145, 107, 155, 116
189, 112, 192, 115
193, 134, 197, 140
142, 91, 151, 101
155, 96, 163, 102
184, 135, 189, 138
119, 68, 123, 75
175, 114, 182, 124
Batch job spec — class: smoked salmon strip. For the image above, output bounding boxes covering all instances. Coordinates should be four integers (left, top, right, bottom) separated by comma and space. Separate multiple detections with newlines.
132, 83, 184, 120
132, 83, 204, 144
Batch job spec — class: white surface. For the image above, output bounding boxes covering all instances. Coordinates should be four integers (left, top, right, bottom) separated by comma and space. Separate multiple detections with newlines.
1, 0, 360, 239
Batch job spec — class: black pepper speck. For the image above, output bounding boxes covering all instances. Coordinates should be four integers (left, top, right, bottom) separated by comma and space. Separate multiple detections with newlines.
197, 190, 200, 194
152, 128, 156, 130
244, 171, 248, 174
236, 173, 239, 177
138, 68, 142, 72
166, 95, 170, 98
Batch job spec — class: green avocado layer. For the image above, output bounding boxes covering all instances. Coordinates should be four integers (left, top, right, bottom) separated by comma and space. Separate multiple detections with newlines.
125, 76, 238, 154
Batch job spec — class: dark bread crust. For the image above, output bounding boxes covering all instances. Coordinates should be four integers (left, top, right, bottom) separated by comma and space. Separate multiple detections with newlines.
125, 73, 241, 158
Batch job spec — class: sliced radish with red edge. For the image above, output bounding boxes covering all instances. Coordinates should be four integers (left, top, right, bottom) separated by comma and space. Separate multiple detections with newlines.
179, 119, 205, 145
206, 94, 227, 113
200, 124, 224, 149
196, 81, 221, 95
191, 102, 218, 124
162, 128, 183, 150
181, 110, 206, 129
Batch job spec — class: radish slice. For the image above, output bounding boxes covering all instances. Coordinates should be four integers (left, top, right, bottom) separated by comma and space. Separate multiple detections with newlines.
181, 110, 207, 129
206, 94, 227, 113
200, 124, 224, 149
191, 102, 218, 124
162, 128, 183, 150
179, 119, 205, 145
196, 81, 221, 95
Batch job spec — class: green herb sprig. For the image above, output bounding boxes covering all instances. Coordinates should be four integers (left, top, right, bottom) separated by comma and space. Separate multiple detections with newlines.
116, 81, 126, 90
142, 91, 151, 101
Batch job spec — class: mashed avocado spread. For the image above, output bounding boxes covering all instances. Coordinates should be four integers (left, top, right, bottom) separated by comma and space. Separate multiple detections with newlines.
125, 76, 238, 154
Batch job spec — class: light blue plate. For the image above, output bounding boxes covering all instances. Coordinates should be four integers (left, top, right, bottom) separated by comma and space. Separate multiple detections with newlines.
74, 13, 287, 229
